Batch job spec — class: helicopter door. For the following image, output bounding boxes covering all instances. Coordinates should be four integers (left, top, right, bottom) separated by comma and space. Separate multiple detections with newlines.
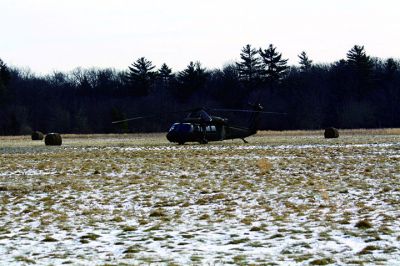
218, 125, 225, 140
205, 125, 218, 140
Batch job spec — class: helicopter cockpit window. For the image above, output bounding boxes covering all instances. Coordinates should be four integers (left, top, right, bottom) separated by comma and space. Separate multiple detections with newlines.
180, 123, 193, 132
169, 123, 193, 133
168, 123, 179, 132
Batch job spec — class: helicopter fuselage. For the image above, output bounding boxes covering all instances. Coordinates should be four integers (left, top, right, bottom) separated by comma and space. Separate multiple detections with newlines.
166, 121, 256, 144
112, 103, 270, 145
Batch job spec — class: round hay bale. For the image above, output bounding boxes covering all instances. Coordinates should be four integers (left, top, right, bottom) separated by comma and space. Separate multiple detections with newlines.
31, 131, 44, 140
324, 127, 339, 138
45, 133, 62, 146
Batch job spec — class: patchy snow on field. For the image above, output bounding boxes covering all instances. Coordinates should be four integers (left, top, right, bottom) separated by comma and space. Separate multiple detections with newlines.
0, 134, 400, 265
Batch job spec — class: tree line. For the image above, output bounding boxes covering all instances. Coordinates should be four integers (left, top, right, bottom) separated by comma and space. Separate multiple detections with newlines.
0, 44, 399, 135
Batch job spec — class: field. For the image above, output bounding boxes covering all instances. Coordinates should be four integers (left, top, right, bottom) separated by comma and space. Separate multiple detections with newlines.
0, 130, 399, 265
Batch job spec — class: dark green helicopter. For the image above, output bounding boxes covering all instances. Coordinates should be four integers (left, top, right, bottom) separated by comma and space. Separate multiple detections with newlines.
112, 104, 285, 144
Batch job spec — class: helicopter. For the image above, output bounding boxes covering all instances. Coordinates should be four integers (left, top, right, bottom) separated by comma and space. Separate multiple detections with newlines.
112, 104, 286, 144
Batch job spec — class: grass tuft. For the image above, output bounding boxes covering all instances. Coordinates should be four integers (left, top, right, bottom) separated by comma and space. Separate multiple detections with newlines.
357, 245, 379, 255
80, 233, 100, 243
355, 220, 373, 229
309, 258, 335, 265
149, 208, 166, 217
123, 244, 143, 254
256, 159, 272, 175
42, 235, 58, 242
121, 225, 137, 232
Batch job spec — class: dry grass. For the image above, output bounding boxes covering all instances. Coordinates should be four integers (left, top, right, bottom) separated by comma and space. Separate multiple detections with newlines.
256, 158, 273, 175
0, 130, 399, 265
256, 128, 400, 136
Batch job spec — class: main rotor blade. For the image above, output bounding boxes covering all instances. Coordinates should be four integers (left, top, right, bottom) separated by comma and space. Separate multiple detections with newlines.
112, 115, 159, 124
211, 108, 287, 115
111, 108, 204, 124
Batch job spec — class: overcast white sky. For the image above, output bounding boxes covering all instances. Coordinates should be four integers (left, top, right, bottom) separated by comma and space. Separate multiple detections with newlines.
2, 0, 400, 74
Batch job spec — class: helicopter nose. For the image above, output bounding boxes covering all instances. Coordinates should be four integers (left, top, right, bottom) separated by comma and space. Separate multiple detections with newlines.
166, 132, 172, 141
166, 131, 177, 142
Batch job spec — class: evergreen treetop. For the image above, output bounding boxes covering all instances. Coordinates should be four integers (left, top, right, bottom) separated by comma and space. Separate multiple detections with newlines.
126, 57, 156, 96
298, 51, 313, 72
236, 44, 262, 85
259, 44, 289, 83
158, 63, 174, 80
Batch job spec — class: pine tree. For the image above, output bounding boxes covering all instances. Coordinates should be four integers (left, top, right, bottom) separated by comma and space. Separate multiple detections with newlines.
236, 44, 262, 86
126, 57, 156, 96
158, 63, 174, 83
384, 58, 398, 79
346, 45, 373, 76
298, 51, 313, 72
259, 44, 289, 83
346, 45, 374, 97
